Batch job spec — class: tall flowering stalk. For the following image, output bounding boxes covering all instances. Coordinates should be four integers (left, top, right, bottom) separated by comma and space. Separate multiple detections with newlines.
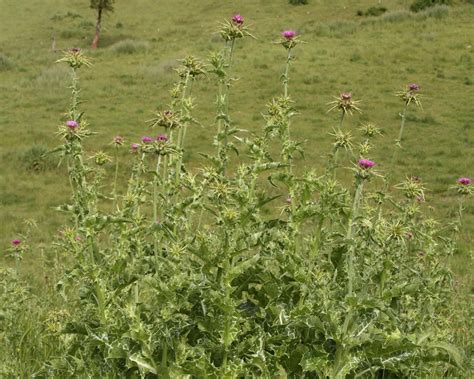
327, 92, 361, 178
212, 15, 253, 174
449, 177, 472, 253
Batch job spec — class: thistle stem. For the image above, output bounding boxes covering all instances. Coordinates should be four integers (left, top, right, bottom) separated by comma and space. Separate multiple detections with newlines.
113, 148, 119, 211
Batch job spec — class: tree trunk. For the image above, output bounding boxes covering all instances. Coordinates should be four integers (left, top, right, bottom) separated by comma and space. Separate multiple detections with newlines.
91, 7, 102, 49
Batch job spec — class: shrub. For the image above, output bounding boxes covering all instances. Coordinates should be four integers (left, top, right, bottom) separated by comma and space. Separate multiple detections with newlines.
109, 39, 150, 54
0, 53, 14, 71
19, 146, 57, 172
289, 0, 309, 5
357, 6, 388, 17
410, 0, 451, 12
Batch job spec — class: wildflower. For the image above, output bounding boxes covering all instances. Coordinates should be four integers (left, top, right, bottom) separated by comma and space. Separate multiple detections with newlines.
131, 143, 140, 153
396, 83, 422, 108
328, 92, 362, 115
56, 48, 91, 69
455, 177, 472, 195
286, 197, 292, 205
66, 120, 78, 130
113, 135, 124, 146
457, 177, 472, 185
75, 236, 82, 241
358, 159, 376, 169
156, 134, 168, 142
232, 14, 244, 25
282, 30, 297, 40
141, 136, 154, 143
11, 239, 21, 247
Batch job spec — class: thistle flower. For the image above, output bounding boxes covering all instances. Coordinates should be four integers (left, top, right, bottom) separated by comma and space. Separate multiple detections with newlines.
396, 83, 422, 108
328, 92, 362, 115
56, 48, 92, 69
232, 14, 244, 25
131, 143, 140, 153
66, 120, 78, 130
149, 109, 181, 130
280, 30, 299, 49
156, 134, 168, 142
142, 136, 154, 144
457, 177, 472, 185
455, 177, 472, 195
359, 123, 382, 138
282, 30, 296, 39
358, 159, 376, 169
11, 239, 21, 247
220, 16, 253, 41
113, 135, 124, 146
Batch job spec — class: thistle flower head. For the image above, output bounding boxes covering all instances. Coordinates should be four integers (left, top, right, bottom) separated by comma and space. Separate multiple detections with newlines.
56, 48, 92, 69
328, 92, 362, 115
141, 136, 154, 144
156, 134, 168, 142
395, 176, 426, 200
113, 135, 124, 146
131, 143, 140, 153
396, 83, 422, 108
11, 239, 21, 247
280, 30, 299, 49
359, 122, 382, 138
282, 30, 297, 39
232, 14, 244, 25
92, 151, 112, 166
358, 159, 376, 169
457, 177, 472, 185
66, 120, 78, 130
455, 177, 473, 195
149, 109, 181, 130
177, 55, 206, 79
220, 16, 253, 41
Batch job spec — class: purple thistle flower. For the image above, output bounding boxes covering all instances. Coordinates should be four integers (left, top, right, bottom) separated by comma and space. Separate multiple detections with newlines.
408, 83, 420, 91
11, 239, 21, 247
232, 14, 244, 25
131, 143, 140, 153
358, 159, 376, 169
114, 135, 124, 146
75, 235, 82, 241
66, 120, 78, 130
340, 92, 352, 100
457, 177, 472, 185
70, 47, 81, 53
282, 30, 297, 40
141, 136, 154, 144
156, 134, 168, 142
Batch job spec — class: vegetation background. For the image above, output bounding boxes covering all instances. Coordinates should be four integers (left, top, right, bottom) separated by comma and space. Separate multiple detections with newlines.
0, 0, 472, 291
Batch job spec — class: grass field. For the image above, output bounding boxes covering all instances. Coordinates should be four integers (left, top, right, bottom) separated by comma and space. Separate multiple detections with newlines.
1, 0, 473, 290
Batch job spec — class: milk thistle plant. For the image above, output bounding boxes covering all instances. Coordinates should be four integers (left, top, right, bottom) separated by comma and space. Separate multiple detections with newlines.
1, 16, 471, 378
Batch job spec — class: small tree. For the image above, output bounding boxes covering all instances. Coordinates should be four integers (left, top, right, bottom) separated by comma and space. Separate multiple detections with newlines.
90, 0, 115, 49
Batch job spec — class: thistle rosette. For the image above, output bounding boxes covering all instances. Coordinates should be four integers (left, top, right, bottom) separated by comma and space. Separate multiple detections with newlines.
396, 83, 422, 108
328, 92, 362, 115
56, 48, 92, 69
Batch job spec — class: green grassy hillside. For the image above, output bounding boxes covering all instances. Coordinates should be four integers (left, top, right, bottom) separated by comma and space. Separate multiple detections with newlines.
1, 0, 472, 287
